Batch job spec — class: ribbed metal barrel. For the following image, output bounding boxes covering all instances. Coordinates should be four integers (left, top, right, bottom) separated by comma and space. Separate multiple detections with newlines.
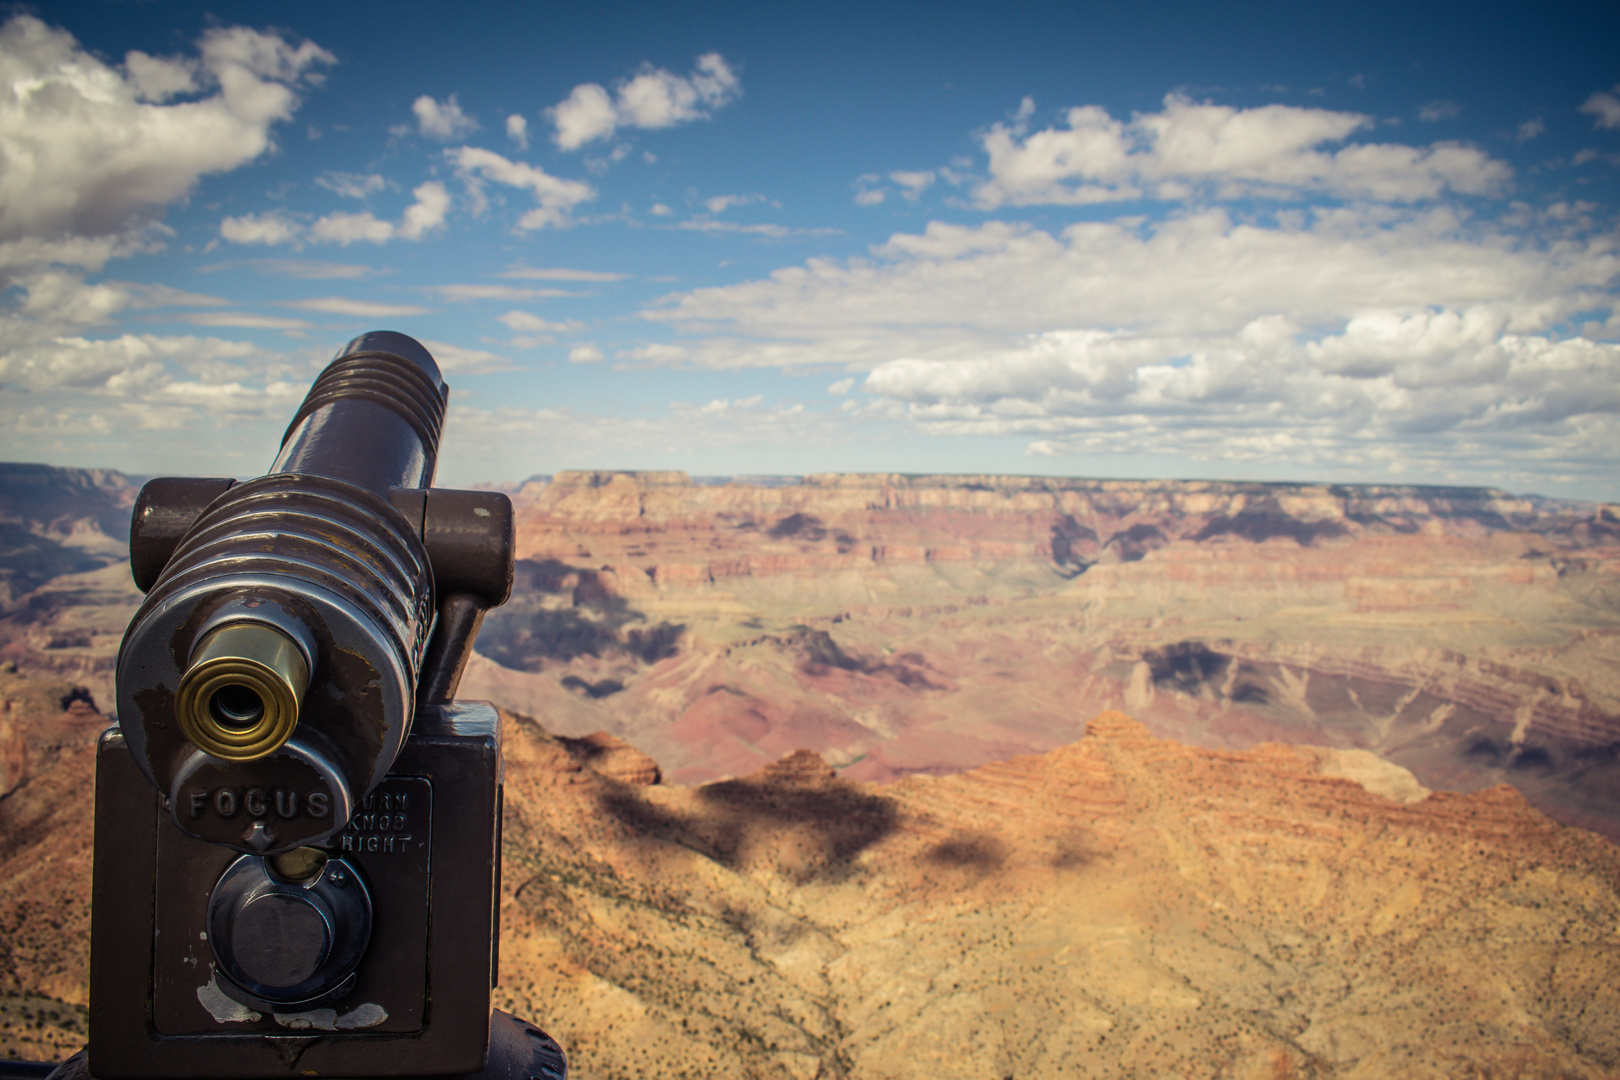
274, 332, 447, 492
116, 333, 448, 855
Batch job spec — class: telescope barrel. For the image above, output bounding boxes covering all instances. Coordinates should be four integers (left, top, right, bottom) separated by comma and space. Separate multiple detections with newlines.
89, 332, 549, 1079
115, 332, 507, 857
273, 331, 447, 493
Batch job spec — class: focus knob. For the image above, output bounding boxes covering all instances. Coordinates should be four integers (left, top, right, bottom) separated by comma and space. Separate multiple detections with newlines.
208, 849, 371, 1009
233, 893, 331, 986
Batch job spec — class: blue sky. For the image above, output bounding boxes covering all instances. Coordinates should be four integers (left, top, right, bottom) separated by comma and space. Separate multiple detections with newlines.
3, 1, 1618, 499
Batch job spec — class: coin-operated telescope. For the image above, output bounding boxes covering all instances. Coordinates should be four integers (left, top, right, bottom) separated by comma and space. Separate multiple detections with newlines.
76, 333, 566, 1079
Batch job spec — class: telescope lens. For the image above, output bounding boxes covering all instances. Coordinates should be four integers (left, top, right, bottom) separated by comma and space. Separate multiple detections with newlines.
210, 684, 265, 730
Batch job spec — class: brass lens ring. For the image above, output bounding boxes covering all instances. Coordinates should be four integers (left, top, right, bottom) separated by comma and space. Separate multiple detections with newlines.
175, 623, 310, 761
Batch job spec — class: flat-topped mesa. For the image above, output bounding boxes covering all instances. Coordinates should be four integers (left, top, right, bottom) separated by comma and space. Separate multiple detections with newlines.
508, 471, 1613, 582
518, 471, 1596, 533
551, 470, 693, 487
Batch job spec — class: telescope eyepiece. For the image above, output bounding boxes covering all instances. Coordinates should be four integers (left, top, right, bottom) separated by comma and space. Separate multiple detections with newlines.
176, 623, 310, 762
210, 684, 265, 730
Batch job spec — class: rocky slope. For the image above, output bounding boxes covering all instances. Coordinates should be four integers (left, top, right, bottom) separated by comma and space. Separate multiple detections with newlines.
0, 664, 102, 1061
4, 685, 1617, 1077
496, 711, 1620, 1078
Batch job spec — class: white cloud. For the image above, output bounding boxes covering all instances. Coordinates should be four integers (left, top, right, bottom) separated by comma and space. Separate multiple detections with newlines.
499, 265, 627, 282
700, 395, 762, 412
567, 344, 604, 364
674, 220, 840, 239
854, 320, 1620, 483
440, 395, 846, 477
123, 49, 198, 102
448, 147, 595, 229
425, 284, 576, 302
0, 334, 229, 391
498, 311, 585, 334
411, 94, 477, 140
890, 170, 935, 200
619, 54, 738, 128
316, 172, 386, 198
177, 311, 314, 330
506, 113, 528, 149
201, 258, 373, 279
309, 211, 395, 245
548, 53, 740, 151
1517, 118, 1546, 143
122, 284, 231, 309
704, 193, 763, 214
8, 270, 130, 327
633, 206, 1619, 485
281, 297, 431, 317
975, 94, 1511, 208
0, 234, 148, 276
647, 212, 1615, 364
0, 15, 332, 269
550, 83, 617, 152
855, 167, 957, 206
223, 181, 449, 247
1573, 149, 1620, 168
1582, 85, 1620, 130
220, 211, 302, 246
619, 343, 689, 364
398, 181, 450, 239
0, 12, 343, 456
1418, 100, 1460, 122
0, 332, 313, 467
650, 203, 673, 216
0, 332, 309, 413
828, 377, 855, 394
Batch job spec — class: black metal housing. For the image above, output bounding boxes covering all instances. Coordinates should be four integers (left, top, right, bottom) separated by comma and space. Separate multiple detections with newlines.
89, 705, 505, 1078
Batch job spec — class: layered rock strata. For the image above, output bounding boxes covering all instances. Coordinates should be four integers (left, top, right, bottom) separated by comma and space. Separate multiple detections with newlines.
469, 471, 1620, 836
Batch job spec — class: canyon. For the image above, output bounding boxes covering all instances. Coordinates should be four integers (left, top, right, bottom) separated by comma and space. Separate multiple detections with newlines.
1, 463, 1618, 1072
469, 470, 1620, 838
